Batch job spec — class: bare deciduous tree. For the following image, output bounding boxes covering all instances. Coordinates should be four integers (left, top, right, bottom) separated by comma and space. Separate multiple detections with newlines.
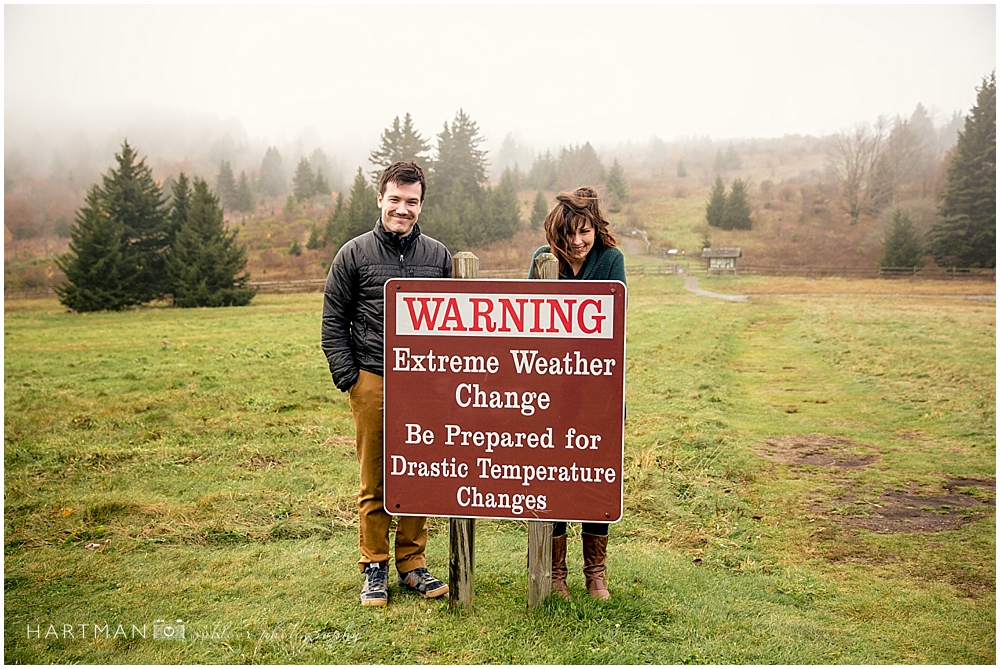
828, 117, 887, 225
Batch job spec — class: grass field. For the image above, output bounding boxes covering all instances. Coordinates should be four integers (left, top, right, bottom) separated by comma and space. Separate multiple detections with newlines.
4, 277, 995, 664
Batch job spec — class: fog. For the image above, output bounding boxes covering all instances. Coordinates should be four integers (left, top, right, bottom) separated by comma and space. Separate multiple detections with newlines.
4, 4, 996, 179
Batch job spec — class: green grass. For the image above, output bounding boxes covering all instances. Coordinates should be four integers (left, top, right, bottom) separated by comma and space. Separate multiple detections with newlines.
4, 281, 995, 663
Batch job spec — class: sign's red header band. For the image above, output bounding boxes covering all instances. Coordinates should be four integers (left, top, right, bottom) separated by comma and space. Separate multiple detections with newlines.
395, 292, 614, 339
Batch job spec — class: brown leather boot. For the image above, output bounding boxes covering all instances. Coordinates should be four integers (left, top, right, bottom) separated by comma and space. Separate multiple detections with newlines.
551, 533, 570, 600
582, 533, 610, 600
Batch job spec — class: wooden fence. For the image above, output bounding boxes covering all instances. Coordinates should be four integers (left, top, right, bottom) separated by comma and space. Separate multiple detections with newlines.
6, 264, 994, 301
732, 265, 996, 280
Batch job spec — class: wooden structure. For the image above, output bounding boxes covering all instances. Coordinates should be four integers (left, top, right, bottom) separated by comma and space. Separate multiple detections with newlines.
449, 252, 479, 610
448, 251, 558, 610
702, 247, 742, 275
526, 252, 557, 608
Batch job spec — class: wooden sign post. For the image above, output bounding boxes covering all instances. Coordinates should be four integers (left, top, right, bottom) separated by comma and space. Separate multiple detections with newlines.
527, 252, 557, 608
450, 252, 478, 610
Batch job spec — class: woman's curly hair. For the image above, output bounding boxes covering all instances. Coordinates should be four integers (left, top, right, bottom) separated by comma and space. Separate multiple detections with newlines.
543, 186, 617, 272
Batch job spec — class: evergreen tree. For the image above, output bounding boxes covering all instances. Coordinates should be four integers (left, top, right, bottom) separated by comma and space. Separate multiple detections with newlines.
324, 193, 344, 246
483, 168, 521, 243
109, 142, 170, 301
422, 110, 490, 249
927, 72, 996, 268
216, 159, 238, 210
530, 190, 548, 231
234, 171, 254, 212
167, 178, 255, 308
165, 173, 191, 255
309, 148, 334, 186
306, 223, 325, 250
283, 194, 297, 216
880, 209, 924, 267
289, 239, 302, 256
55, 185, 139, 312
327, 168, 380, 246
705, 176, 727, 228
369, 112, 431, 180
527, 151, 558, 190
700, 229, 712, 251
677, 158, 687, 178
56, 141, 169, 306
605, 158, 628, 211
292, 158, 316, 201
259, 147, 285, 198
722, 177, 753, 230
313, 168, 330, 197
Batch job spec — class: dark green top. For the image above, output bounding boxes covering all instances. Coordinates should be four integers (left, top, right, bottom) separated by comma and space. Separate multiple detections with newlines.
528, 243, 627, 284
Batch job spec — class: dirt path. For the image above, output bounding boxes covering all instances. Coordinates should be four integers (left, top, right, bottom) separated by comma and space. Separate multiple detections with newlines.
684, 275, 748, 302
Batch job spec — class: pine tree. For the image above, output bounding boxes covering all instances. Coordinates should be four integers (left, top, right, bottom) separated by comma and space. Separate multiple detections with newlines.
306, 223, 325, 250
530, 190, 548, 231
324, 193, 344, 246
234, 171, 254, 212
677, 158, 687, 178
483, 168, 521, 243
165, 173, 191, 256
56, 141, 169, 306
54, 185, 139, 311
605, 159, 628, 212
421, 110, 490, 249
722, 178, 753, 230
369, 112, 431, 180
313, 169, 330, 198
167, 178, 255, 308
292, 158, 316, 201
880, 209, 924, 267
109, 142, 170, 301
527, 151, 558, 190
927, 72, 996, 268
706, 176, 727, 228
216, 160, 237, 210
259, 147, 285, 198
327, 168, 380, 246
289, 239, 302, 256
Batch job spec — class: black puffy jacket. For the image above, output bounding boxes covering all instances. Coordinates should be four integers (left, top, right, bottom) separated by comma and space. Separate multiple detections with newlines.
321, 220, 452, 391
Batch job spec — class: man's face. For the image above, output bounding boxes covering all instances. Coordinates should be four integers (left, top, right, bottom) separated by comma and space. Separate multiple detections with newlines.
378, 181, 423, 236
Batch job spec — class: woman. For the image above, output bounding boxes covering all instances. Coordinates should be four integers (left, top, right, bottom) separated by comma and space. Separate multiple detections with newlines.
527, 186, 625, 600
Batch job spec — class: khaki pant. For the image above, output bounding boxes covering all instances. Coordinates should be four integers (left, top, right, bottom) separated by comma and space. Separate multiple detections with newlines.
349, 370, 428, 573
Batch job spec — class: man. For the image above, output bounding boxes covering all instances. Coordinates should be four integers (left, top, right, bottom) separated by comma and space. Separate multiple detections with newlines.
321, 161, 452, 607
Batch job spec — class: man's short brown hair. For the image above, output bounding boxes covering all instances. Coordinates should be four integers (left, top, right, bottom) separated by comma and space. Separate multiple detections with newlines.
378, 161, 426, 201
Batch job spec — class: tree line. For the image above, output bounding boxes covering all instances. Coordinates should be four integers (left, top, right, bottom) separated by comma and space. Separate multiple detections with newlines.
307, 110, 626, 253
56, 141, 255, 312
830, 73, 995, 268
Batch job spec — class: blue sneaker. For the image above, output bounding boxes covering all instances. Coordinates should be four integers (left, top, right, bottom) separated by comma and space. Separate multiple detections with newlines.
398, 567, 449, 598
360, 561, 388, 607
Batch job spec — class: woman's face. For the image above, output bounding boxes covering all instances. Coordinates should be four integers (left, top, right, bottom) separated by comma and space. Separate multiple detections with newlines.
566, 222, 596, 262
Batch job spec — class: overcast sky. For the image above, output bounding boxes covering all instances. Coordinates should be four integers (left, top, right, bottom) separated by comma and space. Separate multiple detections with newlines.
5, 3, 996, 157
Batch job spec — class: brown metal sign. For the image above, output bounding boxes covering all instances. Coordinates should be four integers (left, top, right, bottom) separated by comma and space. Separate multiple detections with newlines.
384, 278, 626, 522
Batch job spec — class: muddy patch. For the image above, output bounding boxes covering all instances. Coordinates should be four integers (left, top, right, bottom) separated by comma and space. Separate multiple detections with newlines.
753, 434, 880, 468
841, 480, 995, 533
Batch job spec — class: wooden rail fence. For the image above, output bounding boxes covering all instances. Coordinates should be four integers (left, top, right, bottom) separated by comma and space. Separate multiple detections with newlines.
6, 265, 994, 301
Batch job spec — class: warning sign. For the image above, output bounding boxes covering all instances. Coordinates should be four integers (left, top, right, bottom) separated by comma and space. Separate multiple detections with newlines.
384, 278, 626, 522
